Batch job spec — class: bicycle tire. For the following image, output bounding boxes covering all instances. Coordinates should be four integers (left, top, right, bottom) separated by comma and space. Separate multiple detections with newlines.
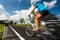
26, 27, 36, 36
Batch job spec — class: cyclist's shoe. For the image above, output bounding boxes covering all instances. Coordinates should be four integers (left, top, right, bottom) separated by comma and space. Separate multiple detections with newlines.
32, 28, 41, 34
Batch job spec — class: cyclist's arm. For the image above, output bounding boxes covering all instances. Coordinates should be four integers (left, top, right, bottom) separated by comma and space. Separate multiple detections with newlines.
29, 6, 36, 15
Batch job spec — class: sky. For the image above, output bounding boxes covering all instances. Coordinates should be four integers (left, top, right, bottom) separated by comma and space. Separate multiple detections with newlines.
0, 0, 60, 21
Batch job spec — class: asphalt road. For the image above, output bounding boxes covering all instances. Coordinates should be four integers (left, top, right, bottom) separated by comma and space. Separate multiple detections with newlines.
3, 25, 60, 40
12, 26, 41, 40
11, 23, 60, 40
3, 20, 60, 40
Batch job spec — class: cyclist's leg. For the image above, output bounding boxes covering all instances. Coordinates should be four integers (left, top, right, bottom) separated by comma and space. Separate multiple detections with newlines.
40, 10, 50, 31
34, 12, 42, 31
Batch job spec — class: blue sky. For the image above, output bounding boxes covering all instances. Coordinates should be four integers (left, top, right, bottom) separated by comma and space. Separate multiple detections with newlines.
0, 0, 60, 15
0, 0, 60, 21
0, 0, 31, 15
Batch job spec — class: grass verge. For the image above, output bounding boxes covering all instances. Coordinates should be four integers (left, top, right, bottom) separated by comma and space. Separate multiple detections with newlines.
13, 24, 32, 27
0, 24, 4, 38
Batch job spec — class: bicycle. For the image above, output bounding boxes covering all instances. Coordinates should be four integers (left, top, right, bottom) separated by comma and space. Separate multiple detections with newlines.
25, 15, 57, 40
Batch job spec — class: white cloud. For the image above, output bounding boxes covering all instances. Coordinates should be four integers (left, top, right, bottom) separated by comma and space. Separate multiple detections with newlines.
10, 14, 20, 21
0, 5, 4, 10
30, 0, 40, 5
10, 5, 38, 22
14, 10, 20, 14
0, 14, 7, 20
10, 10, 28, 20
10, 6, 36, 22
30, 0, 57, 9
0, 4, 10, 20
43, 0, 57, 9
0, 4, 21, 21
0, 4, 30, 22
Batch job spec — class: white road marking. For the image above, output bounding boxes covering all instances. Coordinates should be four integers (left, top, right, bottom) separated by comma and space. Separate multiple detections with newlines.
9, 25, 25, 40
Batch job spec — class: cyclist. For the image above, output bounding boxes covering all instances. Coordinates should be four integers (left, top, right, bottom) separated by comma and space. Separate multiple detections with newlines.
28, 1, 50, 31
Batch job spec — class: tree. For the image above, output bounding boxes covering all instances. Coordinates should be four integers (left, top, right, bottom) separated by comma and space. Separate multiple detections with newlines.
10, 20, 13, 24
14, 22, 17, 24
0, 20, 4, 24
20, 18, 25, 24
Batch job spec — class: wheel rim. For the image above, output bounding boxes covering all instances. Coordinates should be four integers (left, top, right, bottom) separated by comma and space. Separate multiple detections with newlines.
26, 28, 35, 36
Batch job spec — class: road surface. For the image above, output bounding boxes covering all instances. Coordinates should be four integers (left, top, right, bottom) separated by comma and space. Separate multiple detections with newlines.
11, 26, 41, 40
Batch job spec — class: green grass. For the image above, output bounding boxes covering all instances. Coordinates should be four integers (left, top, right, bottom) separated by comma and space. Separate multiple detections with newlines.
0, 24, 4, 38
0, 31, 3, 38
13, 24, 32, 27
0, 25, 4, 32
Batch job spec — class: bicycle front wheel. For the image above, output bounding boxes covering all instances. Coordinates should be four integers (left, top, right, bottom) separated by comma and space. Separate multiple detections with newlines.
25, 26, 37, 36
